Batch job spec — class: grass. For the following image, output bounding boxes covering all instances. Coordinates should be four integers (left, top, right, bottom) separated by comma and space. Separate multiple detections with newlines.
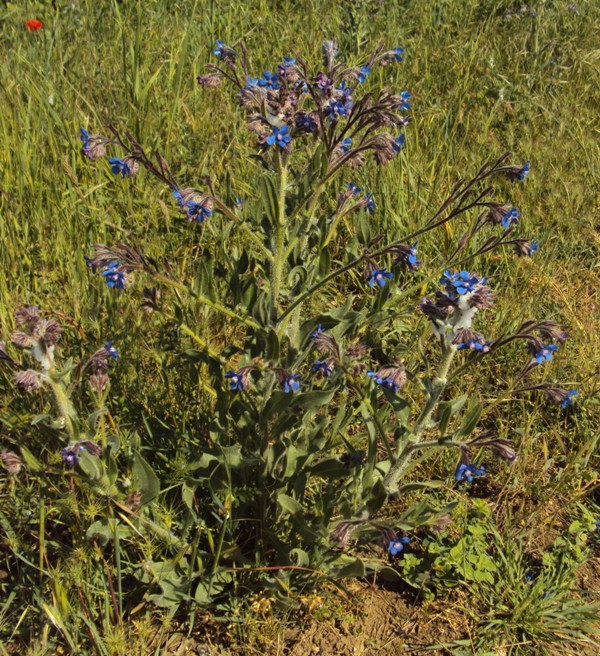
0, 0, 599, 654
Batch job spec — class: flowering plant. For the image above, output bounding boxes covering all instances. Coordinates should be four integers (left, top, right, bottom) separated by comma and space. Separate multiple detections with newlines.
2, 39, 577, 608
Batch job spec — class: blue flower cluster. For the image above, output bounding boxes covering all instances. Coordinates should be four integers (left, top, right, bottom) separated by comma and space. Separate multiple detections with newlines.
388, 536, 410, 556
101, 261, 127, 290
455, 463, 486, 482
440, 270, 487, 296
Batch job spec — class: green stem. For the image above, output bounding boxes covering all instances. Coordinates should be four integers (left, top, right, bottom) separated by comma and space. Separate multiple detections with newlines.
384, 345, 457, 492
49, 378, 77, 440
270, 152, 288, 322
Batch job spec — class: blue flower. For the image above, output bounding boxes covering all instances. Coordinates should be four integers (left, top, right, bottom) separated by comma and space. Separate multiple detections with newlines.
235, 197, 243, 207
357, 65, 371, 83
344, 182, 361, 195
108, 157, 131, 177
213, 39, 229, 59
281, 374, 301, 393
283, 57, 296, 65
388, 536, 410, 556
101, 261, 127, 290
501, 207, 520, 229
266, 125, 291, 149
534, 343, 558, 364
367, 366, 406, 393
295, 113, 317, 133
186, 200, 212, 223
368, 268, 393, 288
326, 100, 349, 119
440, 270, 486, 296
398, 90, 411, 110
393, 133, 406, 153
364, 193, 376, 213
594, 518, 600, 531
61, 447, 80, 468
245, 77, 260, 89
392, 47, 404, 62
340, 137, 352, 153
341, 450, 367, 468
455, 463, 486, 482
519, 161, 530, 181
258, 70, 280, 90
407, 241, 420, 270
312, 360, 334, 377
561, 389, 578, 408
80, 128, 90, 148
104, 341, 118, 361
225, 370, 245, 391
310, 324, 324, 341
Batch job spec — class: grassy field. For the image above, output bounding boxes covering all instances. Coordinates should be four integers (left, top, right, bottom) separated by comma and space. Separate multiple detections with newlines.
0, 0, 599, 654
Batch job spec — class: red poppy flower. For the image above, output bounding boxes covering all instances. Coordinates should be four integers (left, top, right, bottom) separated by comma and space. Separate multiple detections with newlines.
25, 20, 43, 31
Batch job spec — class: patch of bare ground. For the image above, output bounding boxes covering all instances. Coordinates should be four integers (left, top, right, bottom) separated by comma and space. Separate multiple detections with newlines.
269, 580, 466, 656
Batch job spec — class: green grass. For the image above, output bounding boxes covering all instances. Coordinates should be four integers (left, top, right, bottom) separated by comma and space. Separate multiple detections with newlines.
0, 0, 599, 654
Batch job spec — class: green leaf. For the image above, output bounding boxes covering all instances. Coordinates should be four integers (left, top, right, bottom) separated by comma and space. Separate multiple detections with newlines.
78, 450, 102, 481
277, 493, 302, 515
436, 394, 468, 435
19, 446, 42, 472
456, 399, 483, 438
259, 175, 278, 225
132, 449, 160, 504
332, 558, 365, 579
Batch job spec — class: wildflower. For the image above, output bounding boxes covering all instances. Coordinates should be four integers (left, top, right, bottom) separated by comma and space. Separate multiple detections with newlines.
453, 328, 492, 353
367, 365, 406, 393
340, 137, 352, 153
357, 65, 371, 83
501, 207, 520, 229
244, 77, 260, 89
108, 157, 138, 177
79, 128, 108, 160
0, 451, 23, 475
89, 373, 109, 394
503, 161, 530, 182
266, 125, 291, 149
344, 182, 361, 195
281, 373, 301, 393
13, 369, 42, 391
326, 100, 349, 119
258, 71, 280, 91
213, 39, 237, 62
368, 268, 393, 288
340, 450, 367, 468
186, 199, 212, 223
310, 324, 325, 341
25, 19, 43, 31
544, 387, 578, 408
101, 261, 128, 290
312, 359, 334, 378
381, 47, 404, 65
533, 343, 558, 364
388, 536, 410, 556
225, 370, 245, 391
393, 133, 406, 153
392, 242, 420, 271
316, 72, 332, 91
441, 270, 487, 296
455, 462, 486, 482
61, 447, 79, 468
398, 90, 411, 111
364, 193, 376, 213
295, 112, 317, 133
513, 239, 539, 257
90, 341, 119, 373
197, 74, 221, 88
